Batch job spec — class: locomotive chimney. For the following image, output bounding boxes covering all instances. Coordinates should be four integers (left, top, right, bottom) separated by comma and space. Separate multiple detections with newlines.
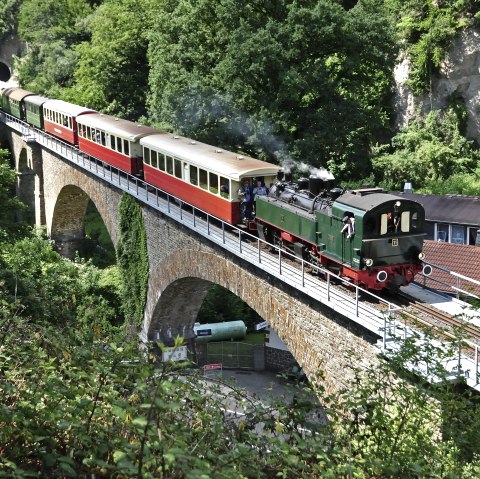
309, 175, 323, 196
404, 182, 413, 193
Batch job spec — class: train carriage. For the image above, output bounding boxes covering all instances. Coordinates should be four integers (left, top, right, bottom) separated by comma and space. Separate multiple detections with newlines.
42, 99, 95, 144
76, 114, 158, 175
24, 94, 49, 129
1, 87, 35, 121
140, 134, 282, 225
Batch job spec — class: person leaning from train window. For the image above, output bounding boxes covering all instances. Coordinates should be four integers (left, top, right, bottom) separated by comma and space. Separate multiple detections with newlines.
238, 178, 253, 221
220, 181, 229, 195
341, 215, 355, 239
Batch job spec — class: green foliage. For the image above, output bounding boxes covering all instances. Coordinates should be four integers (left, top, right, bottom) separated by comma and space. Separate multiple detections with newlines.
147, 0, 398, 179
0, 0, 21, 40
371, 106, 480, 191
196, 284, 261, 330
1, 306, 480, 476
65, 0, 151, 119
116, 193, 149, 330
331, 329, 480, 478
15, 0, 94, 96
79, 200, 116, 268
0, 230, 124, 327
385, 0, 479, 94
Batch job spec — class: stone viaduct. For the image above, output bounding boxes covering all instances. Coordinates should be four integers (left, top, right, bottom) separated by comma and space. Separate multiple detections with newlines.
1, 125, 380, 395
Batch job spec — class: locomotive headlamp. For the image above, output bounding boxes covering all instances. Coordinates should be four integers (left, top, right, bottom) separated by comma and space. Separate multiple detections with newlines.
395, 201, 401, 207
364, 258, 373, 267
418, 252, 425, 260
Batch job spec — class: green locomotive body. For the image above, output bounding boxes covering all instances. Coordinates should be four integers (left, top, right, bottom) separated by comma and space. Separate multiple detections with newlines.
256, 178, 427, 291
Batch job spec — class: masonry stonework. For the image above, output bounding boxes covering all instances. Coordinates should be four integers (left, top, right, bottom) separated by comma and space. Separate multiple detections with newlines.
4, 125, 382, 395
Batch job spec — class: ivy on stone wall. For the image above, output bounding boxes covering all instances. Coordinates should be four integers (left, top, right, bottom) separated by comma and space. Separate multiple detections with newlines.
116, 193, 149, 331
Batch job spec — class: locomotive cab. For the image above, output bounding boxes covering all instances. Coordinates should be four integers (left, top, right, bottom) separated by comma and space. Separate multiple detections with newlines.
333, 190, 427, 290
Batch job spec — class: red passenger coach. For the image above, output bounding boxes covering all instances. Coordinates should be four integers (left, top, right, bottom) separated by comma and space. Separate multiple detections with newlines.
43, 100, 95, 144
76, 114, 158, 175
139, 134, 282, 225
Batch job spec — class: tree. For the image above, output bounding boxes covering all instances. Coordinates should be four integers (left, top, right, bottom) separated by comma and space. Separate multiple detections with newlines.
147, 0, 398, 180
65, 0, 151, 119
371, 107, 480, 191
15, 0, 94, 96
0, 0, 21, 40
0, 149, 28, 241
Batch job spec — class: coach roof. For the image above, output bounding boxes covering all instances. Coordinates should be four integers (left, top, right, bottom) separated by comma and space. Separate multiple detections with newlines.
77, 113, 159, 141
140, 133, 281, 179
43, 99, 95, 117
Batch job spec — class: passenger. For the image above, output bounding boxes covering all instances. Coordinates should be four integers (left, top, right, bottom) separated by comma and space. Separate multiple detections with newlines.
220, 182, 229, 196
253, 180, 267, 201
238, 179, 253, 221
341, 216, 355, 239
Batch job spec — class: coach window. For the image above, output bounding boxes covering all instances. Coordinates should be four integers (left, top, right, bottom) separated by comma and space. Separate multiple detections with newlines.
116, 137, 122, 153
158, 152, 165, 171
199, 168, 208, 190
174, 159, 182, 179
209, 172, 218, 194
220, 176, 229, 198
166, 156, 173, 175
190, 165, 198, 186
143, 148, 150, 165
123, 139, 129, 156
111, 135, 116, 150
101, 132, 106, 146
151, 150, 158, 169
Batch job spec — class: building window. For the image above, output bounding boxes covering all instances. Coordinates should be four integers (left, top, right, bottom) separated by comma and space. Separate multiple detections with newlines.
468, 227, 479, 246
451, 225, 465, 245
436, 223, 449, 242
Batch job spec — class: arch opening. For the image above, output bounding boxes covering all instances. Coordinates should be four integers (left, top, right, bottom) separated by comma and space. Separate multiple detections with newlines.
52, 186, 115, 264
0, 62, 11, 82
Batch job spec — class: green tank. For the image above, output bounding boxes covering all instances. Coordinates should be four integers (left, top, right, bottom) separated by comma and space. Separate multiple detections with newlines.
194, 320, 247, 343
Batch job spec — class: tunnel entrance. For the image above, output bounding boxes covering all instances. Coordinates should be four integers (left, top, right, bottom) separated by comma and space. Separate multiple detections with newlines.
0, 62, 11, 81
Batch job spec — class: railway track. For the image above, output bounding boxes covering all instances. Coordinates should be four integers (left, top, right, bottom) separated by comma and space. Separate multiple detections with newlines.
393, 292, 480, 351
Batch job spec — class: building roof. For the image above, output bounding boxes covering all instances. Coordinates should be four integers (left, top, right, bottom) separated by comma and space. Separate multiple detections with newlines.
395, 192, 480, 227
422, 240, 480, 295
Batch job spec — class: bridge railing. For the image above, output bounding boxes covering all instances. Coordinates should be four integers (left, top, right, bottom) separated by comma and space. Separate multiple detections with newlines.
1, 111, 479, 390
417, 263, 480, 302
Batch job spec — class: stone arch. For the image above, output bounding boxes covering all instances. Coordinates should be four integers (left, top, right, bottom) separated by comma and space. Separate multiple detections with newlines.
49, 181, 119, 258
0, 62, 10, 82
51, 185, 90, 257
142, 249, 344, 392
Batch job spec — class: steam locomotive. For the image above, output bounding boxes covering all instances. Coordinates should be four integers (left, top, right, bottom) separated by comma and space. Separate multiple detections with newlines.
0, 83, 429, 290
256, 175, 430, 290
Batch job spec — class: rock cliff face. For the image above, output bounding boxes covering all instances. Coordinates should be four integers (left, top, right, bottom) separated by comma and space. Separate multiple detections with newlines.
394, 29, 480, 144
